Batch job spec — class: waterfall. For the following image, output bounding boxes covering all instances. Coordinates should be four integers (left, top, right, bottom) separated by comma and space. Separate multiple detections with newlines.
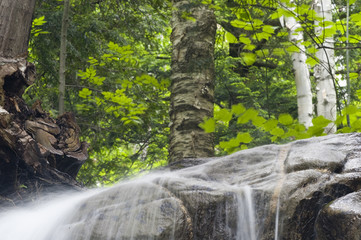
274, 195, 281, 240
0, 189, 102, 240
0, 175, 262, 240
0, 133, 356, 239
236, 186, 257, 240
0, 145, 285, 240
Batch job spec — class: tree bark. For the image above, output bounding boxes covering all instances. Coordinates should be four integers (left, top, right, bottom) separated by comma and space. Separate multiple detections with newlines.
0, 0, 36, 58
283, 14, 313, 128
0, 0, 87, 205
169, 0, 216, 163
59, 0, 70, 115
314, 0, 337, 133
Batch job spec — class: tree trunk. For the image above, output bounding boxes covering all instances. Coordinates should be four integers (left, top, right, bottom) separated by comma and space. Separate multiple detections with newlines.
0, 0, 36, 58
314, 0, 337, 133
59, 0, 70, 115
169, 0, 216, 163
0, 0, 87, 206
283, 14, 313, 128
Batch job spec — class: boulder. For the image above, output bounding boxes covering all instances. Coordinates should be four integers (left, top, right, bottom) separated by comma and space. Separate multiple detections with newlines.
316, 191, 361, 240
4, 133, 361, 240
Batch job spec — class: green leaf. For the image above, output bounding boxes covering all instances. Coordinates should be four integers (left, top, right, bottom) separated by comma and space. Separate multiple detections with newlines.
230, 19, 246, 28
270, 127, 285, 137
262, 25, 275, 34
307, 46, 317, 55
236, 132, 253, 143
307, 126, 325, 136
335, 115, 345, 125
296, 132, 311, 140
243, 44, 256, 51
79, 88, 92, 98
263, 119, 278, 131
277, 32, 288, 37
322, 27, 336, 38
239, 36, 251, 45
286, 45, 300, 53
278, 114, 293, 125
350, 13, 361, 26
91, 76, 106, 86
241, 52, 257, 66
271, 135, 278, 142
219, 138, 239, 149
253, 32, 272, 41
226, 32, 239, 43
231, 104, 246, 115
255, 49, 269, 57
343, 105, 358, 115
301, 41, 312, 47
215, 108, 233, 122
273, 48, 285, 56
338, 127, 352, 133
294, 123, 306, 132
199, 118, 216, 133
312, 115, 332, 128
351, 119, 361, 130
252, 116, 266, 127
350, 73, 358, 79
237, 108, 258, 124
306, 57, 319, 67
284, 128, 298, 138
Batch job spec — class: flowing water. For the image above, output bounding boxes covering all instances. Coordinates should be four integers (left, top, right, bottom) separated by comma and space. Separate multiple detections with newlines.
0, 189, 103, 240
235, 186, 257, 240
0, 146, 286, 240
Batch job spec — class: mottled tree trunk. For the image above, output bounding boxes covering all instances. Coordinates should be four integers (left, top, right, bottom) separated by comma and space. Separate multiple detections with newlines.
0, 0, 87, 206
314, 0, 337, 133
169, 0, 216, 163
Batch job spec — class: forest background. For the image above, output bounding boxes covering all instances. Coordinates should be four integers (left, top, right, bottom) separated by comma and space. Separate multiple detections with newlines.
28, 0, 361, 186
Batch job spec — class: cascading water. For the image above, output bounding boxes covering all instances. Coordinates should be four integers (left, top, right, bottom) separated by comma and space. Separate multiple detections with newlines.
0, 189, 102, 240
235, 186, 257, 240
0, 144, 287, 240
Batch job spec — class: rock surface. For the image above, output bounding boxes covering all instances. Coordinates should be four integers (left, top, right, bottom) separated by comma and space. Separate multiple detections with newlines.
52, 133, 361, 240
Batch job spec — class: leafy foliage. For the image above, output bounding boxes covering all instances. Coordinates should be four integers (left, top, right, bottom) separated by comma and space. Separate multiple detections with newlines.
200, 97, 361, 154
26, 0, 361, 186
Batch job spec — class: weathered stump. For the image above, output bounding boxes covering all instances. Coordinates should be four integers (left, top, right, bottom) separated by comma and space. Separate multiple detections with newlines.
0, 57, 87, 206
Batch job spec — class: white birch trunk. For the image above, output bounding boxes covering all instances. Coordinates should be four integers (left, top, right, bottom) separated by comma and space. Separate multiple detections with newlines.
314, 0, 337, 133
283, 15, 313, 128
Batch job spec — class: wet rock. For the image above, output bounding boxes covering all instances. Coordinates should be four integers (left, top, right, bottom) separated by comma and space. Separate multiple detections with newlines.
60, 181, 193, 240
9, 133, 361, 240
316, 191, 361, 240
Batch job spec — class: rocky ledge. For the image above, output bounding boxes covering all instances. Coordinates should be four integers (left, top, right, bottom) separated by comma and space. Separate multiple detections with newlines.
51, 133, 361, 240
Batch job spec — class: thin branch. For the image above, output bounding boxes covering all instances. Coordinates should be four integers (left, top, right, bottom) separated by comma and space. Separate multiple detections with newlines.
317, 46, 361, 50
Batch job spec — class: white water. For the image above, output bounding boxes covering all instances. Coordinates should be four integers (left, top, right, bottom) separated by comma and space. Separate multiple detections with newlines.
274, 196, 281, 240
0, 178, 260, 239
0, 189, 102, 240
0, 150, 283, 240
236, 185, 257, 240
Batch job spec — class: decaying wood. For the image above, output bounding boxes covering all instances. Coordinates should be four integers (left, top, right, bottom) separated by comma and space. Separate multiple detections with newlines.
0, 0, 86, 206
0, 59, 87, 204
